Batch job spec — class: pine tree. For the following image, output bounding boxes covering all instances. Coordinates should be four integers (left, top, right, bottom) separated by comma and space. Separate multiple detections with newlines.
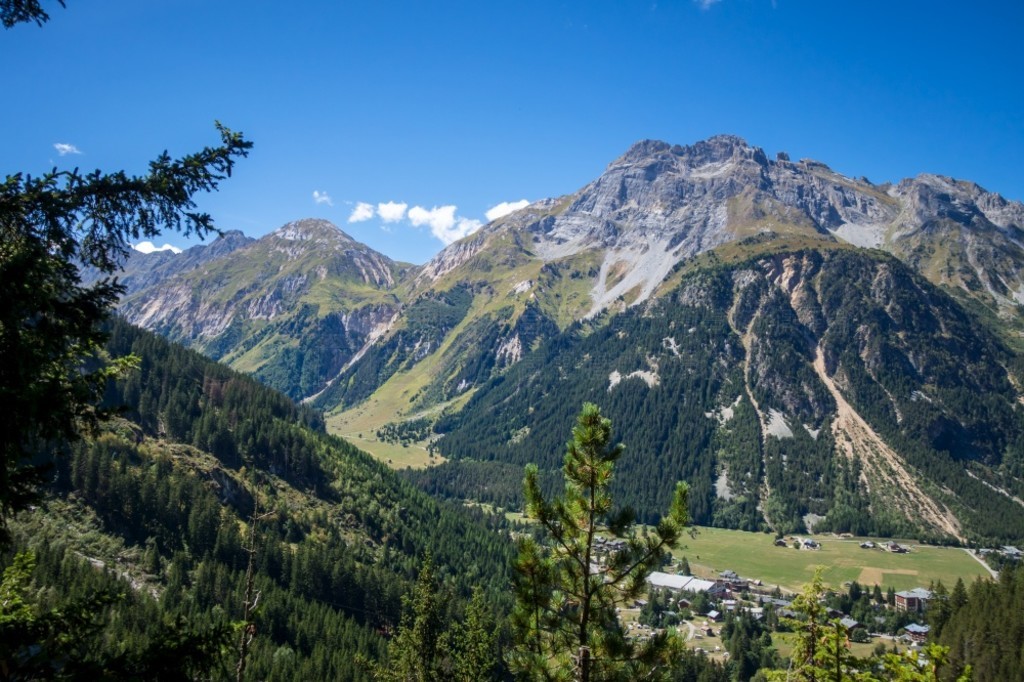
447, 588, 499, 682
509, 402, 690, 681
367, 555, 502, 682
367, 554, 447, 682
0, 117, 250, 542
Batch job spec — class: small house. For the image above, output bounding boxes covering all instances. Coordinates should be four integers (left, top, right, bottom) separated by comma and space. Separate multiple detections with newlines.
905, 623, 930, 643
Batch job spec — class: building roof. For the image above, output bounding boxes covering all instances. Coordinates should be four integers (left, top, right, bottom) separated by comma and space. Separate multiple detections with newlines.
840, 617, 859, 629
896, 588, 932, 600
686, 578, 718, 593
646, 572, 716, 593
647, 572, 690, 590
905, 623, 931, 634
758, 596, 792, 608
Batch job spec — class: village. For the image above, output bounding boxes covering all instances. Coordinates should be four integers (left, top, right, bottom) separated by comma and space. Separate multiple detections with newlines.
595, 534, 1022, 661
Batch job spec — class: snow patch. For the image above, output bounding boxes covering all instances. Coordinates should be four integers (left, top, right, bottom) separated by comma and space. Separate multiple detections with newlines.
829, 223, 886, 249
607, 369, 660, 392
715, 469, 734, 500
803, 424, 821, 440
765, 409, 793, 439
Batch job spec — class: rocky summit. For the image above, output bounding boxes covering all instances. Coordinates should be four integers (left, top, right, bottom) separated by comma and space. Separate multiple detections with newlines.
432, 135, 1024, 320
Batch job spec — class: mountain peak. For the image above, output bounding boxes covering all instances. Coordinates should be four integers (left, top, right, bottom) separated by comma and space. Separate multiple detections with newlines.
272, 218, 355, 242
615, 134, 764, 168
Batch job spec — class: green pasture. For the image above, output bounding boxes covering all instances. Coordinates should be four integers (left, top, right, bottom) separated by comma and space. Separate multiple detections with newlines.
668, 526, 989, 593
333, 430, 442, 469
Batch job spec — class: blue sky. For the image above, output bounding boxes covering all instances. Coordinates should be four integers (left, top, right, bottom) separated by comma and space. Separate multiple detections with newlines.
3, 1, 1023, 264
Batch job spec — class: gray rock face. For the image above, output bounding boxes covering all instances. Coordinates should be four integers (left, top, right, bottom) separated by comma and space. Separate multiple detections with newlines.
426, 134, 1024, 321
80, 229, 255, 292
111, 218, 406, 401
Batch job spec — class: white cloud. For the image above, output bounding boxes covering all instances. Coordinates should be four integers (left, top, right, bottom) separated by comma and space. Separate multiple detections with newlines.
134, 241, 182, 255
485, 199, 530, 222
694, 0, 722, 8
54, 142, 81, 156
312, 190, 333, 206
347, 199, 485, 245
448, 217, 483, 243
377, 201, 408, 223
408, 205, 483, 244
408, 205, 456, 231
348, 202, 375, 222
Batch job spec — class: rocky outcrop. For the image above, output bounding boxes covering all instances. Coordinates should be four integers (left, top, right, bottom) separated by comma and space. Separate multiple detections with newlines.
80, 229, 255, 292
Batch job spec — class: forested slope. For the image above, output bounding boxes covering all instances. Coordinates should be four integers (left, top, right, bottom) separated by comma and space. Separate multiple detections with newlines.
430, 245, 1024, 543
2, 319, 513, 680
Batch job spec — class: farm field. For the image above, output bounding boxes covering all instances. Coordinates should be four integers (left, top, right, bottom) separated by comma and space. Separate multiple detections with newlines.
668, 526, 989, 593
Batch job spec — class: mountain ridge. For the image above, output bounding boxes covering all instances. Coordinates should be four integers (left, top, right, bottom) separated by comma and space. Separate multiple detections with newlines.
100, 135, 1024, 540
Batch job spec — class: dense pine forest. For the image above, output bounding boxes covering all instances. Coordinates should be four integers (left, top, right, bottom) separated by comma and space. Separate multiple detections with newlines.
2, 319, 514, 679
430, 250, 1024, 544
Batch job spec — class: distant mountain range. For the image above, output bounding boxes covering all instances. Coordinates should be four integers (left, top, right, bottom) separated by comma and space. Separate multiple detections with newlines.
98, 135, 1024, 543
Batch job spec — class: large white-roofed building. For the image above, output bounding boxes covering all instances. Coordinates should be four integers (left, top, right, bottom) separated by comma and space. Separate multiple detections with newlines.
646, 572, 719, 594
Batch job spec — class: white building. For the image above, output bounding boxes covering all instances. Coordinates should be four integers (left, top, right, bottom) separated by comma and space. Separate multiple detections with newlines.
646, 572, 718, 594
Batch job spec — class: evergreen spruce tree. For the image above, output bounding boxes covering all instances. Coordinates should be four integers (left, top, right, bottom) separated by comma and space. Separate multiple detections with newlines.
446, 588, 499, 682
366, 554, 501, 682
509, 402, 690, 681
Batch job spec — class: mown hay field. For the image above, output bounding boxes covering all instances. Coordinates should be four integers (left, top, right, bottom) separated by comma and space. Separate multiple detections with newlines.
669, 526, 988, 593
